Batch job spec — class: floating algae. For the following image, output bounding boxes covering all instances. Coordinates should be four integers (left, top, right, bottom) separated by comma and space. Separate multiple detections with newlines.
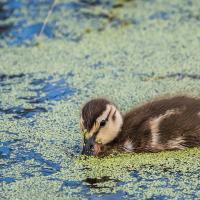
78, 149, 200, 199
1, 0, 200, 199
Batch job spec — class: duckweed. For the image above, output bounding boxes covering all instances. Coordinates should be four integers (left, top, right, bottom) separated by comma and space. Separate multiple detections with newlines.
1, 0, 200, 199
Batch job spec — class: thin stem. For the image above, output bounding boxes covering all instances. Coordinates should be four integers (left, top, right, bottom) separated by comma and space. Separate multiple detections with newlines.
38, 0, 58, 38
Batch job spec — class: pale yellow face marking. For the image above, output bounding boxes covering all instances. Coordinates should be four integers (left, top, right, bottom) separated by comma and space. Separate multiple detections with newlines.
80, 120, 100, 139
83, 104, 112, 139
80, 116, 90, 139
80, 104, 123, 145
87, 121, 100, 139
95, 105, 123, 145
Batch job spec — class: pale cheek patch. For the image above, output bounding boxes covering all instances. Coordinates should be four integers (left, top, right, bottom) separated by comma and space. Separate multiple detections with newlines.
80, 105, 112, 139
96, 110, 123, 145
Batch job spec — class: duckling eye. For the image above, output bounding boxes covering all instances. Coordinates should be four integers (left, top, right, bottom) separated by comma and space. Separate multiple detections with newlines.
100, 120, 106, 127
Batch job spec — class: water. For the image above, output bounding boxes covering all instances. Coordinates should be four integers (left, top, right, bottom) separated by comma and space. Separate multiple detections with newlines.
0, 73, 76, 119
0, 0, 200, 199
0, 0, 141, 46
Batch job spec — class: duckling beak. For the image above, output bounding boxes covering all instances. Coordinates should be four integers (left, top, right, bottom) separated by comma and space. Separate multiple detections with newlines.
82, 135, 95, 156
82, 135, 102, 156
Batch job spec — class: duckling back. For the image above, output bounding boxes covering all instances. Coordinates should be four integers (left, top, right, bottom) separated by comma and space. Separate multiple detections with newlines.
121, 96, 200, 152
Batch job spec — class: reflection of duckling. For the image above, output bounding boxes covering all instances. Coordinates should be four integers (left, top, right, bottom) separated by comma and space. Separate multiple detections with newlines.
80, 96, 200, 156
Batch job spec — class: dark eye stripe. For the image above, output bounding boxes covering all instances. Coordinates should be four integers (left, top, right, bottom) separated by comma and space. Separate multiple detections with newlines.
99, 107, 115, 126
86, 107, 116, 141
112, 110, 117, 120
105, 108, 112, 121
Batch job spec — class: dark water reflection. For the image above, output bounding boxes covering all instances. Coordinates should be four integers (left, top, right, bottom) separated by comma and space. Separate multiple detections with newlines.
84, 176, 119, 189
47, 174, 127, 199
0, 73, 25, 81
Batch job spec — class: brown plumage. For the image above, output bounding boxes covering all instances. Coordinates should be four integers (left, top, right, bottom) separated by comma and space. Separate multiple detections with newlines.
80, 96, 200, 156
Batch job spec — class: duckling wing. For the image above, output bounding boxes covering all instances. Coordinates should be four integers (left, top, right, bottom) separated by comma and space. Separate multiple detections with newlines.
148, 96, 200, 150
123, 96, 200, 151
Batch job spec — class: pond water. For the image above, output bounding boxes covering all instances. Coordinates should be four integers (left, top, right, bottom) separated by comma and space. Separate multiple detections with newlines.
0, 0, 200, 199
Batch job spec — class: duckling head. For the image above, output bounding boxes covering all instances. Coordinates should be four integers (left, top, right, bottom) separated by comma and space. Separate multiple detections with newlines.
80, 98, 123, 156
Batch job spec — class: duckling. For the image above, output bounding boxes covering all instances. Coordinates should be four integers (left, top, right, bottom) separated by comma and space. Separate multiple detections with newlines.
80, 96, 200, 156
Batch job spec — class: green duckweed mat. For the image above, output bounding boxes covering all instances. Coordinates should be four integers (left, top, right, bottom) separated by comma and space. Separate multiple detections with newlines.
0, 0, 200, 199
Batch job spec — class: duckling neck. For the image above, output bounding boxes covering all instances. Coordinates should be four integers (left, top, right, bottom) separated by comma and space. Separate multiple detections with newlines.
107, 123, 130, 149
